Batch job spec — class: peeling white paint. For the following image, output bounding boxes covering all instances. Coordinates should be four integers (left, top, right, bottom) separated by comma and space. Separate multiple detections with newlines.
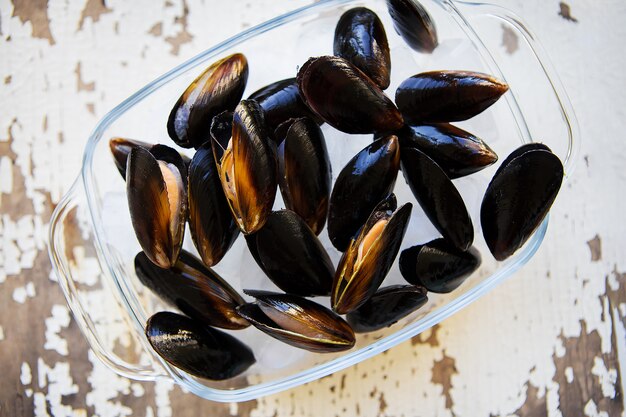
44, 304, 71, 356
565, 366, 574, 383
21, 361, 32, 385
86, 350, 133, 417
0, 325, 4, 341
584, 399, 610, 417
155, 378, 174, 417
591, 356, 617, 398
12, 281, 36, 303
33, 392, 49, 417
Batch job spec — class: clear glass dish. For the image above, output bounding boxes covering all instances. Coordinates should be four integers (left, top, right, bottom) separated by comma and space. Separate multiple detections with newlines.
48, 0, 579, 402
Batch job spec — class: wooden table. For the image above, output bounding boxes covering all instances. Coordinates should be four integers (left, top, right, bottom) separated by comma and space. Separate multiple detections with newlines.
1, 0, 624, 415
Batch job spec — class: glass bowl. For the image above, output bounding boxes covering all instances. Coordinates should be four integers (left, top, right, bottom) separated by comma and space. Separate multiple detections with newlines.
48, 0, 579, 402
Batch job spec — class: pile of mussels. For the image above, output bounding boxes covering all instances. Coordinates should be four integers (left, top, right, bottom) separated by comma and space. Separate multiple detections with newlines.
109, 0, 564, 381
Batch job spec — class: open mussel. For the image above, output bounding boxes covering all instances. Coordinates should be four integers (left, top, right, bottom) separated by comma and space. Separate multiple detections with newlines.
346, 285, 428, 332
249, 78, 320, 132
277, 117, 331, 235
127, 147, 187, 269
332, 195, 412, 314
246, 210, 334, 296
297, 56, 403, 134
328, 135, 400, 251
110, 138, 191, 180
188, 142, 239, 266
401, 147, 473, 251
397, 124, 498, 179
386, 0, 438, 53
334, 7, 391, 89
237, 290, 355, 353
395, 71, 509, 124
399, 239, 481, 293
146, 311, 255, 380
481, 144, 563, 261
211, 100, 277, 234
168, 53, 248, 149
135, 250, 248, 329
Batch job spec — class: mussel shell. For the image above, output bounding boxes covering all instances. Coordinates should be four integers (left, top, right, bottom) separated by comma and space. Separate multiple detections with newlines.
127, 147, 187, 269
297, 56, 403, 134
494, 143, 552, 177
135, 251, 248, 329
399, 239, 481, 293
395, 71, 509, 124
278, 118, 331, 235
146, 311, 255, 380
401, 147, 473, 251
168, 53, 248, 149
386, 0, 438, 53
334, 7, 391, 89
109, 138, 191, 180
346, 285, 428, 332
248, 78, 320, 132
397, 124, 498, 179
237, 290, 355, 353
332, 195, 413, 314
481, 146, 563, 261
328, 135, 400, 251
188, 142, 239, 266
211, 101, 278, 234
247, 210, 334, 296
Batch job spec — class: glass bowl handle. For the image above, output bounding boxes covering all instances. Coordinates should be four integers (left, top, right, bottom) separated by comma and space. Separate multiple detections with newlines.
48, 179, 166, 381
449, 0, 581, 176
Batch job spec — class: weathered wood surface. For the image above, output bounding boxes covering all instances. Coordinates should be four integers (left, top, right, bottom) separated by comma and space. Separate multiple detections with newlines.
0, 0, 624, 416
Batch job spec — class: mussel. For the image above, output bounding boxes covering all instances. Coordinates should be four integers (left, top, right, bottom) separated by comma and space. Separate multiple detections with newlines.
397, 124, 498, 179
399, 239, 481, 293
168, 53, 248, 149
346, 285, 428, 332
248, 78, 320, 132
135, 250, 249, 329
237, 290, 355, 353
334, 7, 391, 89
481, 144, 563, 261
386, 0, 438, 53
332, 195, 412, 314
401, 147, 473, 251
297, 56, 403, 134
246, 210, 334, 296
146, 311, 255, 380
277, 117, 331, 235
127, 147, 187, 269
211, 101, 277, 234
110, 137, 191, 180
187, 142, 239, 266
395, 71, 509, 124
328, 135, 400, 251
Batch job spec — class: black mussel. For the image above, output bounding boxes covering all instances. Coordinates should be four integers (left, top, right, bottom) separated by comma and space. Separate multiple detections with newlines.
481, 145, 563, 261
146, 311, 254, 380
248, 78, 320, 132
494, 142, 552, 177
188, 142, 239, 266
386, 0, 438, 53
401, 147, 473, 251
334, 7, 391, 89
247, 210, 334, 296
127, 147, 187, 268
395, 71, 509, 124
109, 138, 191, 180
135, 251, 249, 329
346, 285, 428, 332
399, 239, 481, 293
297, 56, 403, 134
237, 290, 355, 353
397, 124, 498, 179
168, 53, 248, 149
278, 118, 331, 235
211, 101, 277, 234
328, 135, 400, 251
332, 195, 412, 314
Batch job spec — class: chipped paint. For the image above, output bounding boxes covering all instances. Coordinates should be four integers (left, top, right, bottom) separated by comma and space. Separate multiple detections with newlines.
501, 23, 519, 54
587, 234, 602, 262
558, 2, 579, 23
